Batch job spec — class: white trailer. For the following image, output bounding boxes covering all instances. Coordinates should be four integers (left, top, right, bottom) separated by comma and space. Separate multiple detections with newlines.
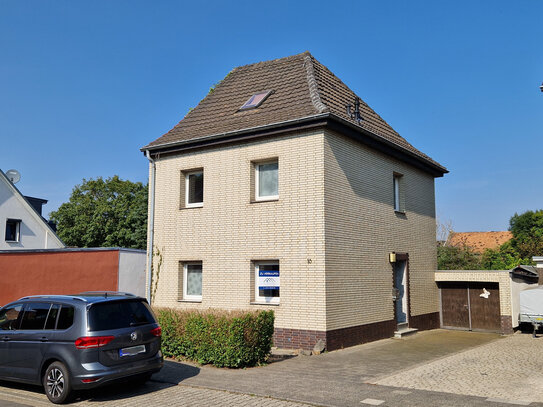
519, 285, 543, 337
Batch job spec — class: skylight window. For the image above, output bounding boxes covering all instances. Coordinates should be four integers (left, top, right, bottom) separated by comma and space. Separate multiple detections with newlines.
239, 90, 272, 110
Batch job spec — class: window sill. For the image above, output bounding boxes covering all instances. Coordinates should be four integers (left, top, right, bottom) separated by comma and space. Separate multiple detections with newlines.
178, 299, 202, 303
250, 301, 280, 306
250, 198, 279, 204
180, 205, 203, 210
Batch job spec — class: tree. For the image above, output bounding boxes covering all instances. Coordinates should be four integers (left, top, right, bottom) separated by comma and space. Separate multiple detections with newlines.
480, 241, 532, 270
509, 210, 543, 259
437, 244, 481, 270
50, 176, 148, 249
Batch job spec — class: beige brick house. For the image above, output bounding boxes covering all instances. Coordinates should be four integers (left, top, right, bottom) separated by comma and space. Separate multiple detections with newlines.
141, 52, 448, 350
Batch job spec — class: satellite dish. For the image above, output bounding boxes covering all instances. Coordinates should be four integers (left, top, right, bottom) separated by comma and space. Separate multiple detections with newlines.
5, 169, 21, 184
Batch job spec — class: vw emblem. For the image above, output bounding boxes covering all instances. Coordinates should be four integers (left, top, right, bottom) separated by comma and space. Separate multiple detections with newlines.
130, 331, 137, 341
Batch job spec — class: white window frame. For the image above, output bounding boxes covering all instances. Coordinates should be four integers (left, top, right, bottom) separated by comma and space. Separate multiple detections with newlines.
185, 170, 203, 208
183, 262, 203, 302
255, 160, 278, 201
254, 261, 280, 304
5, 219, 21, 242
394, 173, 404, 212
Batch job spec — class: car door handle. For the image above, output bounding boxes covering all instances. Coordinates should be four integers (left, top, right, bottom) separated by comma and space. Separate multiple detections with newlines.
40, 337, 48, 342
2, 336, 9, 342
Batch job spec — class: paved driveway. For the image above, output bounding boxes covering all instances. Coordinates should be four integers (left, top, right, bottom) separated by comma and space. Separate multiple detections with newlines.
1, 329, 543, 406
374, 332, 543, 404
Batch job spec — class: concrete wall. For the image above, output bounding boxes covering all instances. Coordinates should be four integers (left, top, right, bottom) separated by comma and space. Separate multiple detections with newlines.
118, 249, 146, 297
324, 130, 439, 331
0, 176, 63, 250
0, 249, 119, 306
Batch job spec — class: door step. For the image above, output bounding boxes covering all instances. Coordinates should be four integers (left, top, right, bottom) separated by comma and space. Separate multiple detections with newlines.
394, 324, 418, 338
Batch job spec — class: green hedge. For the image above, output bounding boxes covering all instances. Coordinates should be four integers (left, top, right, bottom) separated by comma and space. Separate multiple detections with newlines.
154, 308, 274, 368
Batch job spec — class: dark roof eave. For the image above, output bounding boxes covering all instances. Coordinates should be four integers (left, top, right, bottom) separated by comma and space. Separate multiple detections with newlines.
140, 114, 330, 153
142, 113, 448, 177
327, 115, 448, 177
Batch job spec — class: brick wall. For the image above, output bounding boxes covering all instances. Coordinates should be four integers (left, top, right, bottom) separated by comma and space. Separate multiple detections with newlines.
323, 130, 439, 331
150, 131, 327, 331
149, 128, 441, 348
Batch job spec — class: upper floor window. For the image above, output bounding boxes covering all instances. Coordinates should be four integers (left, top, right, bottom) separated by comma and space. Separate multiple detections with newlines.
5, 219, 21, 242
184, 170, 203, 208
393, 173, 404, 212
255, 160, 278, 201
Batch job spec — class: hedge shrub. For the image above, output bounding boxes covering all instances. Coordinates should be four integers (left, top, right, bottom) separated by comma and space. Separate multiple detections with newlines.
154, 308, 274, 368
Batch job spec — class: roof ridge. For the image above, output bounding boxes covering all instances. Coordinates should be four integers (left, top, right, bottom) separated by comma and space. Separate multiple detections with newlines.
233, 51, 310, 71
311, 56, 402, 138
303, 54, 328, 114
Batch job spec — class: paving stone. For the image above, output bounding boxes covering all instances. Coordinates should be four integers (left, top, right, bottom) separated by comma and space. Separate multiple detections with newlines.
374, 333, 543, 404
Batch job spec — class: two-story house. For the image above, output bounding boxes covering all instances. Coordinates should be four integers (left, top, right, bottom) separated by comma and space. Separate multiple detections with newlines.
142, 52, 448, 350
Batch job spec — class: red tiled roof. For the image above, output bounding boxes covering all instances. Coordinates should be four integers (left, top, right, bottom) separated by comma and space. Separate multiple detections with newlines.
448, 231, 513, 254
144, 52, 445, 172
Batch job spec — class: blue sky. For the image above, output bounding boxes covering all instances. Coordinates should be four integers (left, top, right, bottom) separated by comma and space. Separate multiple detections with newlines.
1, 1, 541, 232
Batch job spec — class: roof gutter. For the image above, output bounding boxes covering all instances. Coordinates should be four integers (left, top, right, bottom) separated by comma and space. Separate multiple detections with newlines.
140, 113, 330, 153
142, 113, 447, 177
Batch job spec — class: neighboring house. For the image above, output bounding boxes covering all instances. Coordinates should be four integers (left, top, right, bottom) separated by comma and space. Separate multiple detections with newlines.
141, 52, 448, 350
0, 169, 64, 250
448, 231, 512, 253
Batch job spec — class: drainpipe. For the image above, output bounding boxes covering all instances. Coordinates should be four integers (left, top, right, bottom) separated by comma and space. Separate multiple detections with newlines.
145, 150, 156, 303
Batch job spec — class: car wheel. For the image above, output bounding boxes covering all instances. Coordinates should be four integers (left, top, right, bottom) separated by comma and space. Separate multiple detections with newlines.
44, 362, 72, 404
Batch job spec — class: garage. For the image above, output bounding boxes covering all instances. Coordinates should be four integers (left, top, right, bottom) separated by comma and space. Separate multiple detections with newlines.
436, 268, 539, 334
439, 282, 501, 331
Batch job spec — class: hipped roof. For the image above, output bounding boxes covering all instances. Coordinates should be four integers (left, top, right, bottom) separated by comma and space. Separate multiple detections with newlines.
143, 52, 447, 176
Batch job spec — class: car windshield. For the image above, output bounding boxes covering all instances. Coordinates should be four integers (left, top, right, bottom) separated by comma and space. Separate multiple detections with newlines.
88, 300, 156, 331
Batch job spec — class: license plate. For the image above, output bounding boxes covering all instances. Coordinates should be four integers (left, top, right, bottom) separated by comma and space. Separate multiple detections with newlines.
120, 345, 146, 357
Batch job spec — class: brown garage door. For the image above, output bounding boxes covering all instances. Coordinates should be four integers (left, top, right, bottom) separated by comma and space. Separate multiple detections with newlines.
439, 282, 501, 332
441, 282, 470, 328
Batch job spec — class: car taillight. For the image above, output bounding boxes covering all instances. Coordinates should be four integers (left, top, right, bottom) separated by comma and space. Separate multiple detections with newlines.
81, 378, 100, 383
75, 336, 115, 349
150, 326, 162, 337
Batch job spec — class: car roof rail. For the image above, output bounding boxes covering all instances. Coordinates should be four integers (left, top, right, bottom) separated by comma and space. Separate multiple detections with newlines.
17, 295, 87, 302
77, 291, 137, 298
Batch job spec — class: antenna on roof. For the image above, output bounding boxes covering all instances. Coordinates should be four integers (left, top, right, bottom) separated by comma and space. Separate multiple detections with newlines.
6, 169, 21, 184
346, 97, 363, 123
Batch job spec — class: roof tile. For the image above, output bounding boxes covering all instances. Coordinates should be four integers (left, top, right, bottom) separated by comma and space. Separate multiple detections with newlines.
145, 52, 444, 170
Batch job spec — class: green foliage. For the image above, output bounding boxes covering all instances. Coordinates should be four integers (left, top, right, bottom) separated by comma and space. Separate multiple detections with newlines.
480, 241, 532, 270
509, 210, 543, 259
155, 308, 274, 368
437, 244, 482, 270
50, 176, 148, 249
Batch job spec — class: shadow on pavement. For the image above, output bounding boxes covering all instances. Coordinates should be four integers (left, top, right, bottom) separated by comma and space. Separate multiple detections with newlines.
151, 360, 203, 385
73, 363, 200, 403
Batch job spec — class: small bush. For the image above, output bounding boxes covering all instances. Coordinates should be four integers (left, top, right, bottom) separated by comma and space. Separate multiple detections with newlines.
154, 308, 274, 368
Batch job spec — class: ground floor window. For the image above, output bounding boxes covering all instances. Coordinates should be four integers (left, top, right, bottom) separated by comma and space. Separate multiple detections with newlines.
255, 261, 280, 304
182, 262, 203, 301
